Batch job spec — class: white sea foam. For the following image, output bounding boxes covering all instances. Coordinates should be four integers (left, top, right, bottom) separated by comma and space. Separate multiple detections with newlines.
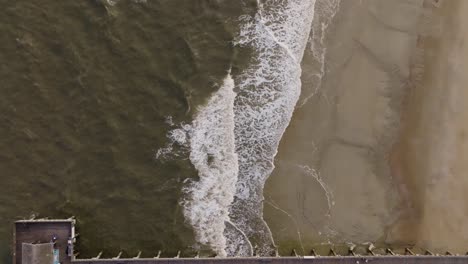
156, 76, 238, 256
155, 124, 190, 161
181, 74, 238, 257
299, 0, 341, 107
106, 0, 118, 6
299, 165, 335, 216
228, 0, 317, 256
106, 0, 146, 5
156, 0, 336, 256
224, 220, 253, 256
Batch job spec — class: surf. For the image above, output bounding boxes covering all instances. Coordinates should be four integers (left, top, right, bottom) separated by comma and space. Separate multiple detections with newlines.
157, 0, 319, 256
181, 74, 238, 257
227, 0, 318, 256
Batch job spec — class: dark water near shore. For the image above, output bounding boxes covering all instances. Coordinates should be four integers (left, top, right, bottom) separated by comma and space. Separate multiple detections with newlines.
0, 0, 256, 261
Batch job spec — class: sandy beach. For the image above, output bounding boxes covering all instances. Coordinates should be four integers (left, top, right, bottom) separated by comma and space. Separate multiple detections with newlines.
263, 0, 468, 254
392, 0, 468, 253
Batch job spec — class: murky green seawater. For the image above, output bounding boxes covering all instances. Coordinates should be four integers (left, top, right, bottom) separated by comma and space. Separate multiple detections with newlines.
0, 0, 255, 261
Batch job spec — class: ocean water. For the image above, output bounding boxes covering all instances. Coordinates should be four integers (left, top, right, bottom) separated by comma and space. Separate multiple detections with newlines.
0, 0, 323, 259
0, 0, 255, 260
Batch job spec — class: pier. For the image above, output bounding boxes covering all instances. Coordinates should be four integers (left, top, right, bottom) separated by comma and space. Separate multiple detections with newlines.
12, 219, 468, 264
14, 219, 75, 264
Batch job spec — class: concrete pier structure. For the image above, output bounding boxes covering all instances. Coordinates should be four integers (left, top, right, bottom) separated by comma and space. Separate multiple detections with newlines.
14, 219, 75, 264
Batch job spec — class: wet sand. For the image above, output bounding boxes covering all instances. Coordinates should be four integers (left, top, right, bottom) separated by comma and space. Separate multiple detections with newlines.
264, 0, 457, 254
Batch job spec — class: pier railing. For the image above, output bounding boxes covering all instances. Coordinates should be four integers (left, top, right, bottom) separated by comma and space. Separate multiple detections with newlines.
73, 256, 468, 264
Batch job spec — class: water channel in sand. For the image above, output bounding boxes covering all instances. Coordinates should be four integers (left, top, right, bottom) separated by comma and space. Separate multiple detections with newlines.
265, 0, 468, 255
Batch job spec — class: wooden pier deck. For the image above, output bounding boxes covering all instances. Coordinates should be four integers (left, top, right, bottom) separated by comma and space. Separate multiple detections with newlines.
14, 219, 75, 264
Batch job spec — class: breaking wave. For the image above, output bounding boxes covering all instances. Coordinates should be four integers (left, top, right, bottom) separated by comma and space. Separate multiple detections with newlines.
181, 74, 238, 257
227, 0, 317, 256
157, 0, 319, 256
